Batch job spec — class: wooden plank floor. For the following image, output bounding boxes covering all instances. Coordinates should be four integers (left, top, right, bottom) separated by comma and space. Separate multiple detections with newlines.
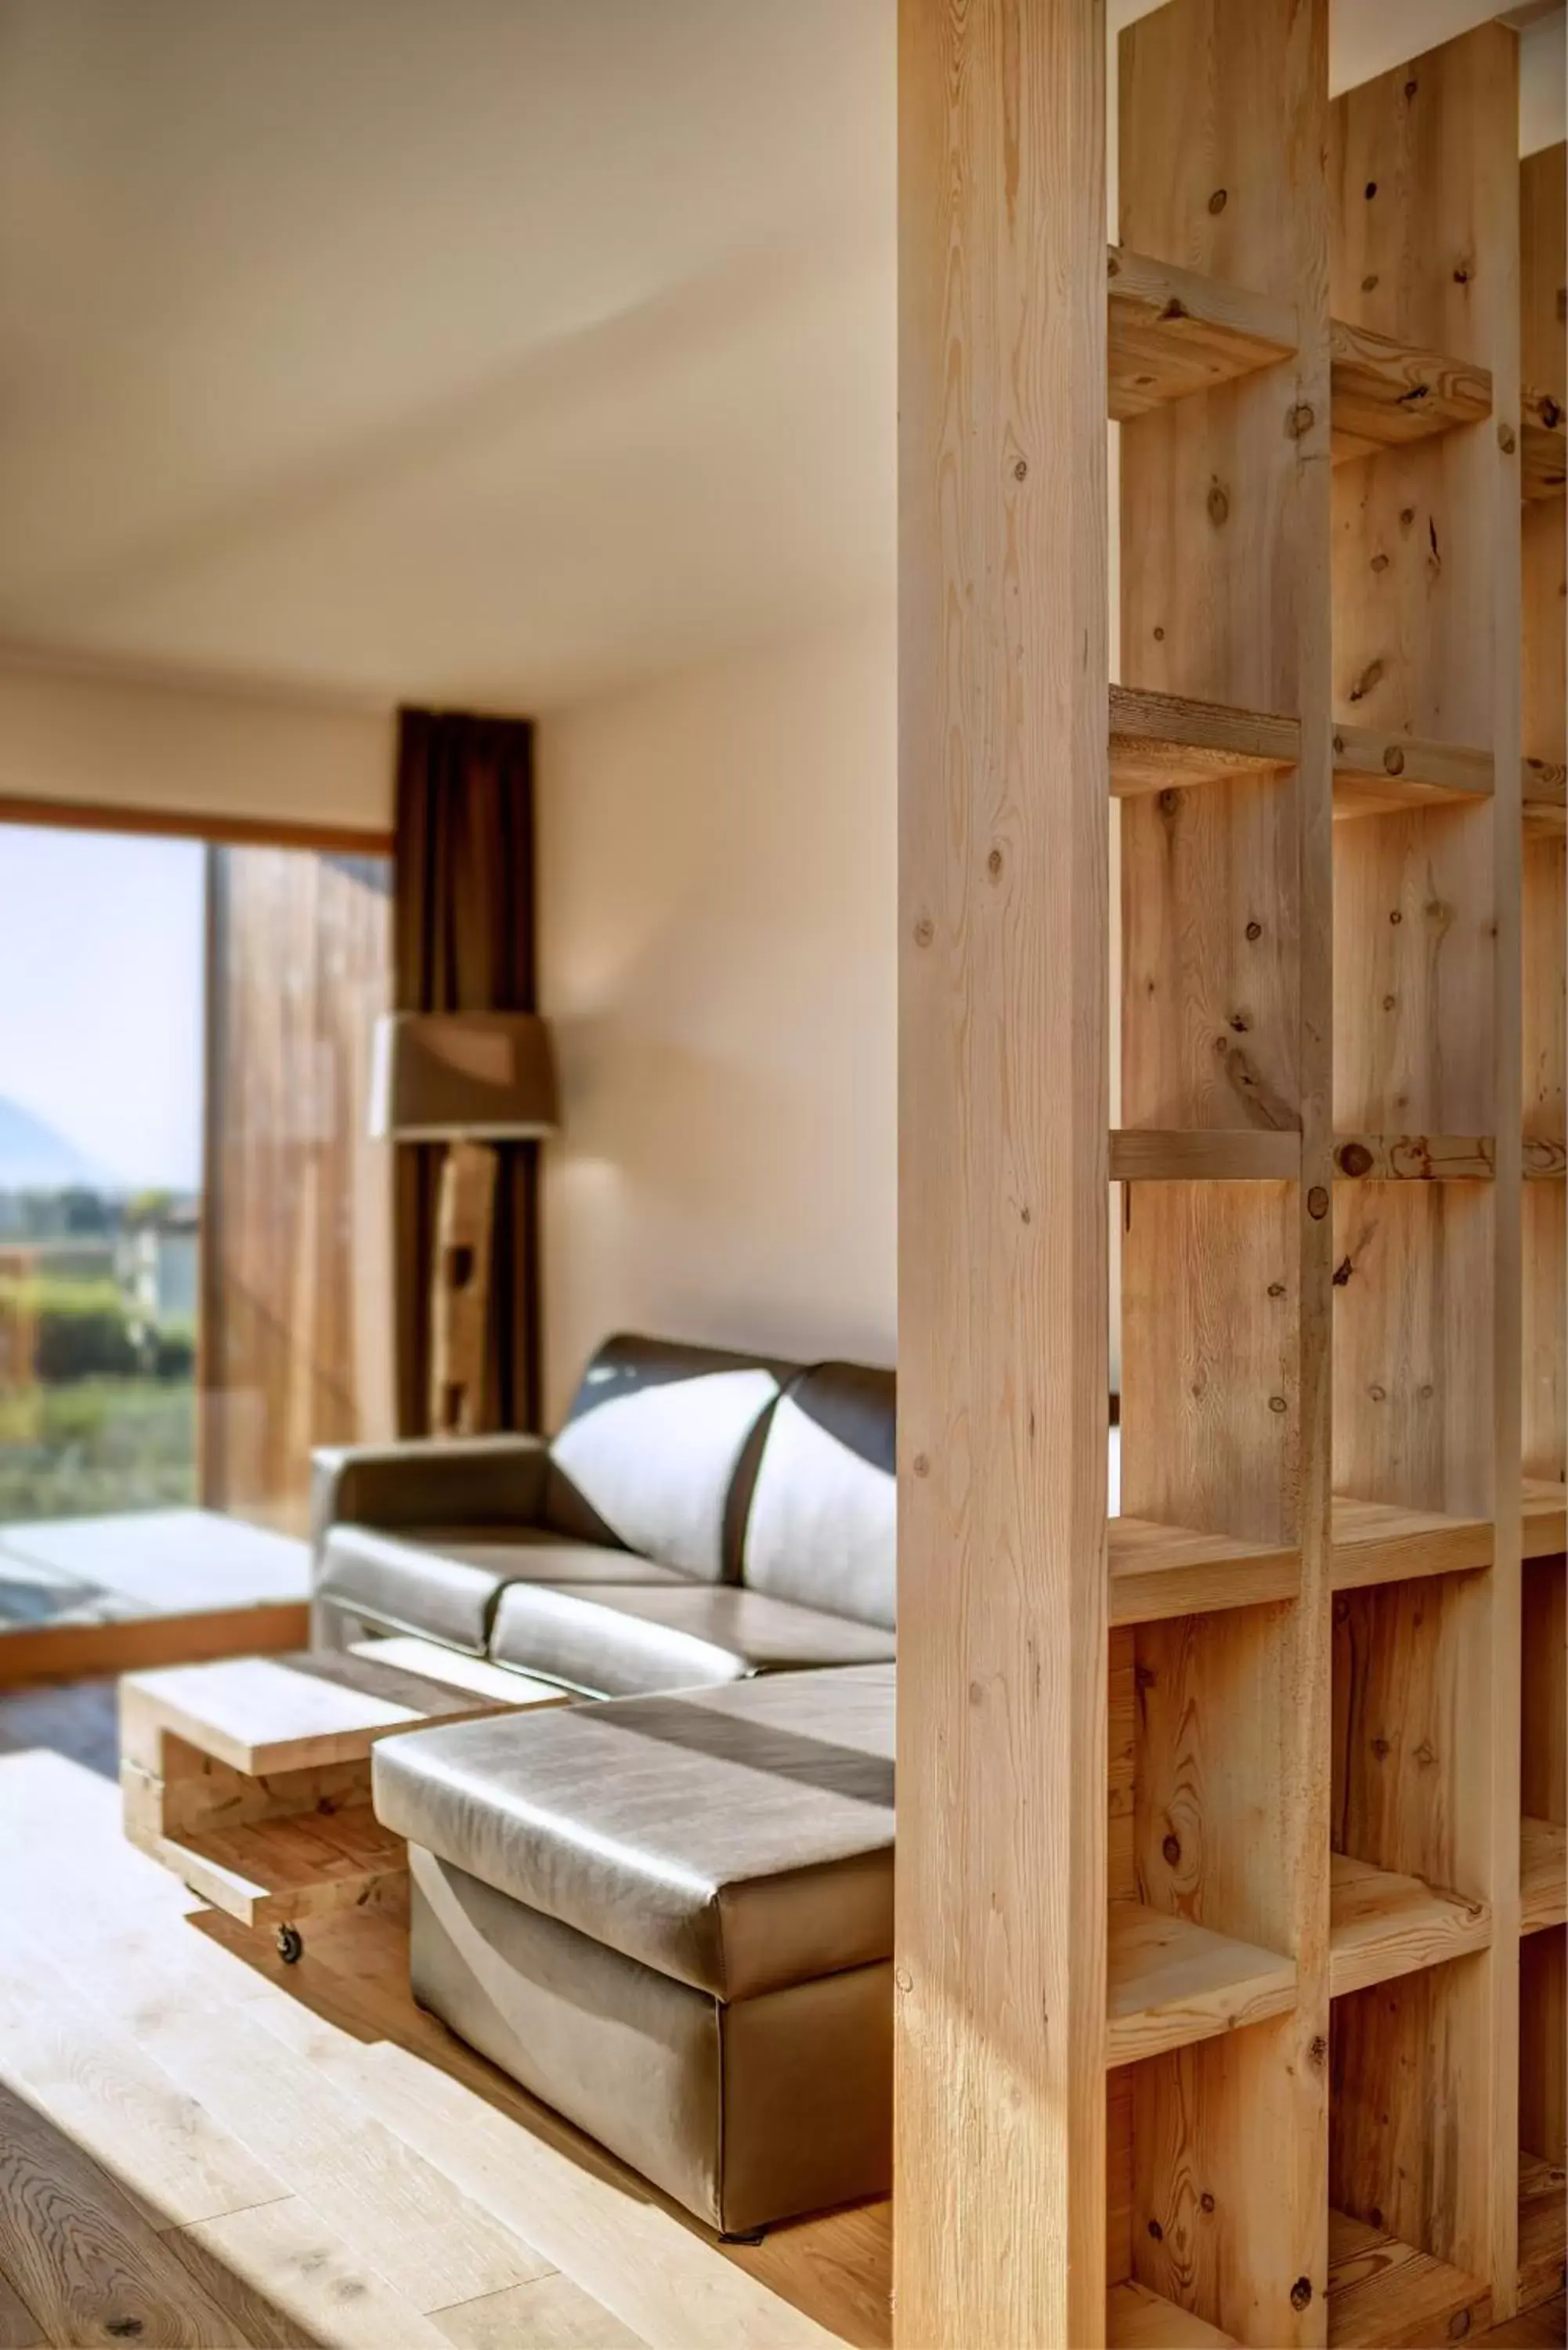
0, 1679, 1556, 2350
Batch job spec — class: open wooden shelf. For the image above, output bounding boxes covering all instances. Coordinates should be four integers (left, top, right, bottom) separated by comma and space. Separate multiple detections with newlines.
1523, 388, 1567, 501
1332, 1134, 1495, 1181
1107, 245, 1297, 423
152, 1802, 406, 1932
1329, 1495, 1493, 1589
1110, 1129, 1300, 1183
1329, 318, 1493, 462
1331, 722, 1494, 818
1328, 1853, 1492, 1999
1519, 2149, 1568, 2311
1106, 2280, 1237, 2348
1522, 1815, 1568, 1933
1108, 1514, 1301, 1625
1326, 2211, 1492, 2349
1107, 1901, 1297, 2069
1108, 682, 1300, 798
1523, 1477, 1567, 1559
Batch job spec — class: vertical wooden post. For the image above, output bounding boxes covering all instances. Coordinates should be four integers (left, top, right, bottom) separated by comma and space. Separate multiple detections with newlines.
897, 2, 1109, 2344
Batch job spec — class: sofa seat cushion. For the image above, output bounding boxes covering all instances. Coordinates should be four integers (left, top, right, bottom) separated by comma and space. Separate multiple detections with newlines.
486, 1579, 895, 1697
374, 1665, 894, 1999
316, 1524, 681, 1654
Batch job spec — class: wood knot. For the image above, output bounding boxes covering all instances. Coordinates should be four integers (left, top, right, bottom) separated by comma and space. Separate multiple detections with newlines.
1245, 920, 1262, 941
1333, 1257, 1353, 1286
1292, 2280, 1313, 2313
1207, 189, 1227, 215
1207, 480, 1230, 526
1499, 422, 1516, 455
1269, 1395, 1288, 1415
1382, 745, 1405, 776
1338, 1143, 1374, 1179
1162, 1834, 1182, 1866
1308, 1184, 1330, 1218
1288, 403, 1315, 439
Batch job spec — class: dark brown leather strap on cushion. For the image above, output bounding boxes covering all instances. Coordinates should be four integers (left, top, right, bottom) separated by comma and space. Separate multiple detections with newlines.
541, 1332, 798, 1582
739, 1361, 897, 1628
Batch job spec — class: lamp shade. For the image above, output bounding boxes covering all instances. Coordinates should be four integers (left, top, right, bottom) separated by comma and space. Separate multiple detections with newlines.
369, 1011, 559, 1141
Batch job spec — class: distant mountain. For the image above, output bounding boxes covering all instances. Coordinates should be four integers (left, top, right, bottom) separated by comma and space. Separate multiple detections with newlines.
0, 1097, 123, 1192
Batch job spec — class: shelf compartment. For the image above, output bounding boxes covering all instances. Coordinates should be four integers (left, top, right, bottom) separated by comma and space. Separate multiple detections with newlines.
1325, 2211, 1490, 2349
1523, 388, 1567, 502
1328, 1853, 1491, 1999
1107, 246, 1298, 423
1331, 723, 1494, 819
1109, 1516, 1300, 1626
1107, 1901, 1296, 2070
1523, 1817, 1568, 1934
1329, 1495, 1492, 1590
1519, 2149, 1568, 2311
1328, 318, 1492, 461
151, 1802, 407, 1932
1109, 683, 1300, 799
1110, 1129, 1300, 1183
1106, 2280, 1236, 2349
1332, 1134, 1494, 1181
1523, 1477, 1567, 1558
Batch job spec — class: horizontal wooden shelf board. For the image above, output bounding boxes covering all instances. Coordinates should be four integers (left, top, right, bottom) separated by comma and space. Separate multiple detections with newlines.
1108, 1515, 1300, 1625
1109, 683, 1300, 798
1523, 1477, 1567, 1559
1328, 318, 1492, 462
1331, 723, 1494, 818
1521, 1815, 1567, 1933
1326, 2211, 1491, 2350
1111, 1128, 1301, 1183
1328, 1853, 1491, 1999
1333, 1133, 1494, 1180
1107, 246, 1297, 423
1329, 1495, 1493, 1589
148, 1800, 406, 1932
1107, 2280, 1237, 2348
1106, 1901, 1296, 2069
1525, 754, 1568, 808
1519, 2149, 1568, 2312
1523, 388, 1567, 501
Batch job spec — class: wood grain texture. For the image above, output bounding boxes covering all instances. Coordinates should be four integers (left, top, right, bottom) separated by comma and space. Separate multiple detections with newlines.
1328, 1492, 1494, 1589
0, 1599, 309, 1691
1108, 247, 1298, 423
1110, 1130, 1300, 1182
1106, 2276, 1237, 2348
1521, 1820, 1567, 1935
1523, 1477, 1568, 1559
1108, 1516, 1301, 1626
1522, 1560, 1566, 1832
1107, 1903, 1296, 2067
1332, 1133, 1496, 1180
1326, 2208, 1492, 2349
1331, 720, 1494, 819
896, 1, 1107, 2341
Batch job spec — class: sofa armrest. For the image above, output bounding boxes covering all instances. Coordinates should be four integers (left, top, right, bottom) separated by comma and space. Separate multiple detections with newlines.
309, 1434, 551, 1575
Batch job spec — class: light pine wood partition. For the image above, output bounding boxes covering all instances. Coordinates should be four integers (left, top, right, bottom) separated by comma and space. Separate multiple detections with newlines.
897, 2, 1566, 2343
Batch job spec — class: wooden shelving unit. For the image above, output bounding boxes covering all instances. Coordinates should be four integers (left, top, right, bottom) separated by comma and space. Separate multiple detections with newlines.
897, 0, 1563, 2339
1104, 8, 1559, 2345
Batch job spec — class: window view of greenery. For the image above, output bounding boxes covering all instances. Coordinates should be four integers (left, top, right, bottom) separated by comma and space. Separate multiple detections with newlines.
0, 826, 204, 1531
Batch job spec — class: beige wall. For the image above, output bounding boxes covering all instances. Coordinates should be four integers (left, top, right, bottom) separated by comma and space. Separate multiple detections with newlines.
0, 657, 393, 833
536, 615, 897, 1422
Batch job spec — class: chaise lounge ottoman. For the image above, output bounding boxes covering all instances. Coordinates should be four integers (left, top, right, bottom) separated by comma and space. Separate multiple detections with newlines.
372, 1661, 895, 2236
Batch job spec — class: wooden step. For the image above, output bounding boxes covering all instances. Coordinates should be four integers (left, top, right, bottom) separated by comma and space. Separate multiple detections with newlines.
1521, 1815, 1568, 1934
1332, 1134, 1494, 1181
1329, 1495, 1493, 1589
1328, 1853, 1491, 1999
1110, 1129, 1300, 1183
1523, 1477, 1567, 1559
1523, 388, 1567, 501
1329, 319, 1492, 461
1109, 1516, 1301, 1625
1109, 683, 1300, 798
1107, 1901, 1296, 2068
1519, 2149, 1568, 2312
1107, 2280, 1237, 2348
153, 1802, 407, 1932
1326, 2211, 1491, 2349
1107, 247, 1297, 422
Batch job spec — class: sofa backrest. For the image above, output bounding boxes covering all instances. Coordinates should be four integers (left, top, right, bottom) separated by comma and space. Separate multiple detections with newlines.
543, 1332, 797, 1582
739, 1361, 897, 1629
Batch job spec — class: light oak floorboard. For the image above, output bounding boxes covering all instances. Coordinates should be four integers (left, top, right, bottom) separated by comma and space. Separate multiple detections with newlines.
172, 2195, 454, 2350
434, 2272, 648, 2349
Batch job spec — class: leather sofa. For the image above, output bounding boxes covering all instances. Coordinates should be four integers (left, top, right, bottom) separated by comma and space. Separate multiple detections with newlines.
312, 1332, 898, 1696
313, 1331, 899, 2232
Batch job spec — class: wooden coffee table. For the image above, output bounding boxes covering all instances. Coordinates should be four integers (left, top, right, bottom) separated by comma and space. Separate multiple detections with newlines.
121, 1639, 565, 1963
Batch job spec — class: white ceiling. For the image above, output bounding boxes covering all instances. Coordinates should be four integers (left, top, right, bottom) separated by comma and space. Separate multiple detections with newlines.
0, 1, 1560, 717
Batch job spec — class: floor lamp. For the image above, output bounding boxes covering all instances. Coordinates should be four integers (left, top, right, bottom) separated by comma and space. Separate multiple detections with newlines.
370, 1010, 559, 1438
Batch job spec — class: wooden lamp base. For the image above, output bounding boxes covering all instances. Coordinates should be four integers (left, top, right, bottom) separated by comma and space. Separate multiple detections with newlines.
428, 1138, 497, 1437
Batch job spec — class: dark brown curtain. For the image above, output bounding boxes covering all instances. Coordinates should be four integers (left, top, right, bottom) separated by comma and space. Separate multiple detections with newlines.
392, 708, 540, 1437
